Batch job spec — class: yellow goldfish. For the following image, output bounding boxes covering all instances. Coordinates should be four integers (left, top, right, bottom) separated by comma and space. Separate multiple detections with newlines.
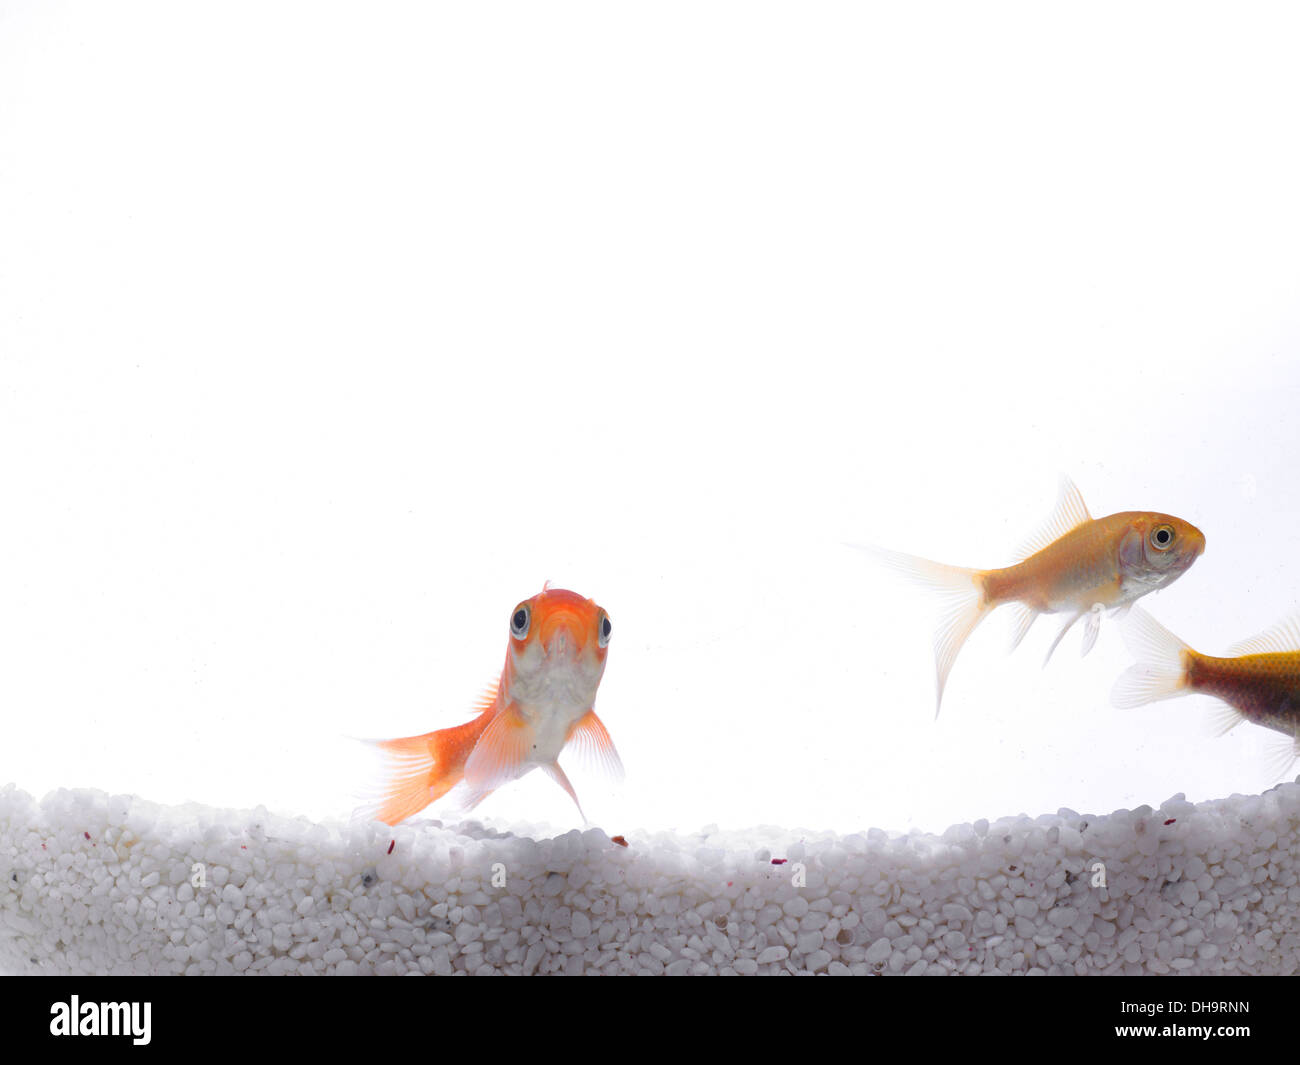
362, 584, 622, 825
1113, 607, 1300, 778
871, 478, 1205, 714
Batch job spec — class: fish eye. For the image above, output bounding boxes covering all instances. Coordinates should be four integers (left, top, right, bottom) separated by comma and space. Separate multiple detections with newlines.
598, 612, 612, 648
1150, 524, 1176, 551
510, 603, 530, 639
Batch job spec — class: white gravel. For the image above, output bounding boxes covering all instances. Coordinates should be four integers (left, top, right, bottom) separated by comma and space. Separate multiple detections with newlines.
2, 781, 1298, 975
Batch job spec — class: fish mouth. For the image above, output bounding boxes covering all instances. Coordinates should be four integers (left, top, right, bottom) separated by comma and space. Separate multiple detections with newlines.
538, 607, 590, 657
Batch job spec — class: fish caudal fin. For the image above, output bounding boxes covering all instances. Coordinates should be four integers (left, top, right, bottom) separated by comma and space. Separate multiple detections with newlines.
1110, 607, 1192, 709
354, 731, 446, 827
356, 707, 496, 825
869, 546, 993, 716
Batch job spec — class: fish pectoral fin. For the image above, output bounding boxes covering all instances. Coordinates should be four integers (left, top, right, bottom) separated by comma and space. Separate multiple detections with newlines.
463, 703, 533, 798
543, 762, 587, 823
1080, 603, 1104, 657
564, 708, 626, 783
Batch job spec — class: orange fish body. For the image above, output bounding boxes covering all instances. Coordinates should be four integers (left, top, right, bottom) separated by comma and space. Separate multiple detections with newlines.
366, 585, 622, 826
873, 478, 1206, 714
1113, 607, 1300, 776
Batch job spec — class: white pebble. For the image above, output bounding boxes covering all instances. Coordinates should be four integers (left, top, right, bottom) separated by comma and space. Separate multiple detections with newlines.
0, 783, 1295, 976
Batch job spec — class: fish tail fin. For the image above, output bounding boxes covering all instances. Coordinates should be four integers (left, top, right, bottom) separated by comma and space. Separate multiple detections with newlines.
353, 683, 501, 826
869, 546, 993, 716
354, 728, 465, 827
1110, 607, 1193, 708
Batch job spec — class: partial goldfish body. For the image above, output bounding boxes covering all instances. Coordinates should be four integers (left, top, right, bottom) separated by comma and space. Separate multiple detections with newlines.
1112, 607, 1300, 780
868, 477, 1205, 715
359, 584, 623, 826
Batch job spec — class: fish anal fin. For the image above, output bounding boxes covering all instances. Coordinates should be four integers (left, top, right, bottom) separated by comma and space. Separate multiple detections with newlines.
1043, 610, 1083, 666
1262, 725, 1300, 785
1011, 475, 1094, 564
1007, 603, 1038, 654
1204, 704, 1245, 739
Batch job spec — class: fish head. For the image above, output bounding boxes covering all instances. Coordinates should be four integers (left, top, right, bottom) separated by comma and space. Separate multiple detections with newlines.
503, 585, 611, 710
1115, 512, 1206, 599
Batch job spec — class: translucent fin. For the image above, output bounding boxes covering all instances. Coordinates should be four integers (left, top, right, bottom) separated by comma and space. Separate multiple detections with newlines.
1043, 611, 1083, 665
462, 703, 533, 802
564, 708, 626, 783
351, 680, 500, 826
542, 762, 587, 822
1007, 603, 1038, 654
1262, 725, 1300, 784
352, 732, 440, 827
1080, 604, 1102, 657
1110, 607, 1191, 708
1204, 704, 1245, 739
1010, 476, 1094, 564
868, 546, 993, 717
932, 591, 994, 716
1226, 613, 1300, 657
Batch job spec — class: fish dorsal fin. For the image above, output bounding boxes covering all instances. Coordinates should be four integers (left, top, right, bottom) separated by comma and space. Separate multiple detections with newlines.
1011, 476, 1094, 564
564, 708, 626, 783
472, 679, 501, 714
1225, 613, 1300, 658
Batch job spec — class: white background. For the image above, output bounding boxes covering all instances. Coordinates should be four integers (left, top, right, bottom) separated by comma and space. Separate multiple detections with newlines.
2, 2, 1298, 837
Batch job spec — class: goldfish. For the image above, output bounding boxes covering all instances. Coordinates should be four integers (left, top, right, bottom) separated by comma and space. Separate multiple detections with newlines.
870, 477, 1205, 714
363, 584, 623, 826
1112, 606, 1300, 777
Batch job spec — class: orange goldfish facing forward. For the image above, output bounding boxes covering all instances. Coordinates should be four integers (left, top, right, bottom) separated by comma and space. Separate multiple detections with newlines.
363, 585, 623, 826
1113, 607, 1300, 778
870, 478, 1205, 715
